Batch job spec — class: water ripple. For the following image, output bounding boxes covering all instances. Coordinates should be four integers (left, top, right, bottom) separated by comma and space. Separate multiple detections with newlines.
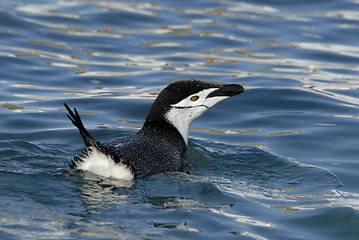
2, 0, 359, 239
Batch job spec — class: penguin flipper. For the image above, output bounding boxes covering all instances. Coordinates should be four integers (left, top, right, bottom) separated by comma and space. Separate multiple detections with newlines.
64, 103, 99, 149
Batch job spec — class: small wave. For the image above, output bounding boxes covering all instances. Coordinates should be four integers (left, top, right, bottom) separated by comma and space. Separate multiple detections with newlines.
186, 140, 344, 211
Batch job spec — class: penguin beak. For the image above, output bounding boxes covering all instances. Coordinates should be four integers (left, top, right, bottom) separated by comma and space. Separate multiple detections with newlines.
206, 84, 245, 98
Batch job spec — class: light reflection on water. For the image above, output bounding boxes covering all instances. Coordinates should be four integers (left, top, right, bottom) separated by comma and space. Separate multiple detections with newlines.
2, 36, 359, 108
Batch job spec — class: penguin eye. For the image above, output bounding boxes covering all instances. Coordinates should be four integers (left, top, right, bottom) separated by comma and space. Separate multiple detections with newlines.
190, 96, 199, 101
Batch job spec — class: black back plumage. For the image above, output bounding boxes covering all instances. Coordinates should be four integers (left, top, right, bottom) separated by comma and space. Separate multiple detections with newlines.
105, 127, 186, 177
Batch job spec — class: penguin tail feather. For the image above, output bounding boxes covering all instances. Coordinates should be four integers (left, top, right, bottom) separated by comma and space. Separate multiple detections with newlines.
64, 103, 102, 151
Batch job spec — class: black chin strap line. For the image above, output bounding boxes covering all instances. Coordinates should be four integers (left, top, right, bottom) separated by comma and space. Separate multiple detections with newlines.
172, 105, 210, 109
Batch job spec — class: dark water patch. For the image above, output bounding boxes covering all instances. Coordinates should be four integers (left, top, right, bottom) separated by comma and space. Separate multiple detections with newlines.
0, 131, 355, 240
187, 140, 342, 199
279, 206, 359, 240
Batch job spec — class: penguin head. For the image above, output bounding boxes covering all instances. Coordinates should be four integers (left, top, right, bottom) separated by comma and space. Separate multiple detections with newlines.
143, 80, 245, 144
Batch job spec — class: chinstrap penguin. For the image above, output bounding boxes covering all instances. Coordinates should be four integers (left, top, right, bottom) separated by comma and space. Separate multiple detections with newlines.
64, 80, 244, 180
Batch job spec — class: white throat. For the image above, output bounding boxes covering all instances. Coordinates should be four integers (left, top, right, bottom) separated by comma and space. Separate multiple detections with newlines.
164, 88, 228, 145
165, 106, 206, 145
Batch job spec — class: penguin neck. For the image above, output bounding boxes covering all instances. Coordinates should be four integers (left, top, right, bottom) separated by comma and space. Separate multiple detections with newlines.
141, 117, 187, 152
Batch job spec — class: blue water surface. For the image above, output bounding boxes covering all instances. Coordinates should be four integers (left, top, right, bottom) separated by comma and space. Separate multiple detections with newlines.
1, 0, 359, 239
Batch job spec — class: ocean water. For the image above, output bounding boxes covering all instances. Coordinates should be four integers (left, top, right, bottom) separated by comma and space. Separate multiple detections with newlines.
1, 0, 359, 239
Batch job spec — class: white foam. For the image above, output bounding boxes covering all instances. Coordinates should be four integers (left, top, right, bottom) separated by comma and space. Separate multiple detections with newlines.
76, 147, 134, 180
